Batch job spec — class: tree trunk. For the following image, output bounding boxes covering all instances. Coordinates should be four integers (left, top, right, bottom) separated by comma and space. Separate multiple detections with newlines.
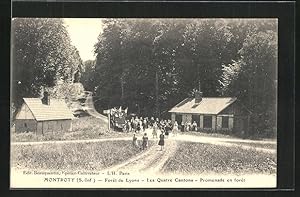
155, 71, 160, 118
120, 75, 124, 104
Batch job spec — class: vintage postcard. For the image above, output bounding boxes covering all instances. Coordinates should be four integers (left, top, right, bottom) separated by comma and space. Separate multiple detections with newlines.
10, 18, 277, 189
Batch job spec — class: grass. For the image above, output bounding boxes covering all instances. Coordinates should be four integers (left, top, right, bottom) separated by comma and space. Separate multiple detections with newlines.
179, 131, 238, 139
11, 140, 154, 171
11, 116, 133, 142
179, 130, 276, 141
222, 141, 277, 150
162, 142, 276, 175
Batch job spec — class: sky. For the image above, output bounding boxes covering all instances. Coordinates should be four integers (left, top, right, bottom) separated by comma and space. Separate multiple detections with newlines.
64, 18, 103, 62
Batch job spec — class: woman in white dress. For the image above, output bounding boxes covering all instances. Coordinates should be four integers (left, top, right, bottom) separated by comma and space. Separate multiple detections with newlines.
172, 121, 178, 136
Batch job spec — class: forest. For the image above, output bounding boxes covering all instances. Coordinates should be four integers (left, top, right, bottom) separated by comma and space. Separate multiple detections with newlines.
11, 18, 277, 137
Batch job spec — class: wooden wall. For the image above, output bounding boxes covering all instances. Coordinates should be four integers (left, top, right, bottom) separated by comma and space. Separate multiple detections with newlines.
15, 119, 72, 135
15, 119, 37, 133
37, 120, 72, 135
15, 104, 34, 120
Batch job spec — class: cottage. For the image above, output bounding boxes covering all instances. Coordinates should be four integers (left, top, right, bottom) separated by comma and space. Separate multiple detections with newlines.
169, 90, 250, 134
14, 92, 74, 135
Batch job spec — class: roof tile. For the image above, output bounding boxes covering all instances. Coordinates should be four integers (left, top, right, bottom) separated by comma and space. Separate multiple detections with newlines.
23, 98, 74, 121
169, 97, 237, 114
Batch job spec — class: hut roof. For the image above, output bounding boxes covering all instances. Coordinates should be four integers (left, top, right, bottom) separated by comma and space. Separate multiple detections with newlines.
23, 98, 74, 121
169, 97, 237, 115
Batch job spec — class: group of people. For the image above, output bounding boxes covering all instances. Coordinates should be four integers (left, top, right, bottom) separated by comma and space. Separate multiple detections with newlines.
179, 121, 199, 132
124, 116, 199, 132
132, 131, 166, 151
132, 133, 150, 150
124, 116, 149, 133
124, 116, 174, 134
129, 116, 200, 151
130, 117, 179, 151
125, 116, 199, 133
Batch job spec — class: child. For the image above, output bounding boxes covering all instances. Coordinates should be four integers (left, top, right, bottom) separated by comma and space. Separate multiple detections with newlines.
132, 134, 138, 148
158, 131, 165, 151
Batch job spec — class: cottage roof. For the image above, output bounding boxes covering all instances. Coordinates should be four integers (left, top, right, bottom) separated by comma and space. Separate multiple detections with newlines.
169, 97, 237, 115
23, 98, 74, 121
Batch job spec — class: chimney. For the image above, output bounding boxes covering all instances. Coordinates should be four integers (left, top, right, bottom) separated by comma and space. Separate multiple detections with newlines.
195, 90, 203, 104
195, 80, 203, 104
42, 91, 50, 105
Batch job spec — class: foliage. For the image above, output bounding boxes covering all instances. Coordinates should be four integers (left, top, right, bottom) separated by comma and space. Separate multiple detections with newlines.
93, 19, 237, 117
92, 19, 277, 136
45, 82, 86, 113
221, 24, 277, 136
47, 82, 85, 100
11, 18, 278, 137
12, 18, 83, 110
81, 60, 96, 91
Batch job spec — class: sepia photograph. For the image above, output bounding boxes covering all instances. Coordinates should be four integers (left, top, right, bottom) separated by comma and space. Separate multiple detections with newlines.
10, 18, 277, 188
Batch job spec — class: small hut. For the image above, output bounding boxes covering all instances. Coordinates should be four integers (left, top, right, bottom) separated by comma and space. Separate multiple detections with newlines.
14, 92, 74, 135
169, 90, 250, 134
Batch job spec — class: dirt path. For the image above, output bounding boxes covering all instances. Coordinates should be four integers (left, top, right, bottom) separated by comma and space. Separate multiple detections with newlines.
107, 138, 178, 174
12, 129, 276, 174
102, 132, 275, 174
11, 129, 276, 154
84, 91, 108, 122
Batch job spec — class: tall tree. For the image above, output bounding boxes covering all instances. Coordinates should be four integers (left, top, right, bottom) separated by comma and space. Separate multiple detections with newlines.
93, 18, 277, 133
221, 20, 277, 136
12, 18, 83, 109
81, 60, 96, 91
94, 19, 187, 116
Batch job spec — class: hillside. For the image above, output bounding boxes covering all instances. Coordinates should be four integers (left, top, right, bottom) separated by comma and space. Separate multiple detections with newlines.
48, 82, 88, 116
